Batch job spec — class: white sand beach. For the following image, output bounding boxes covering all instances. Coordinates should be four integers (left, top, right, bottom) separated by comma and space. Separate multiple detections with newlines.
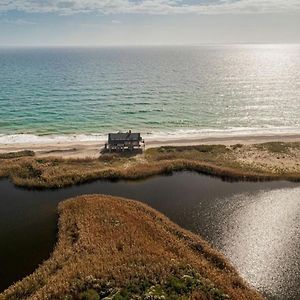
0, 133, 299, 159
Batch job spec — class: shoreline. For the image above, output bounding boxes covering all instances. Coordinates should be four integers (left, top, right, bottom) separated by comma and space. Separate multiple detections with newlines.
0, 140, 299, 189
1, 194, 264, 300
0, 132, 300, 158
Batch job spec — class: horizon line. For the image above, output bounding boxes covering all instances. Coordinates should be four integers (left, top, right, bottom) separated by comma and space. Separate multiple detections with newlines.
1, 42, 300, 48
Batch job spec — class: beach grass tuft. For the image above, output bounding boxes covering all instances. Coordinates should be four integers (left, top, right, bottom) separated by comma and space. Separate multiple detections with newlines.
253, 142, 299, 154
0, 150, 35, 159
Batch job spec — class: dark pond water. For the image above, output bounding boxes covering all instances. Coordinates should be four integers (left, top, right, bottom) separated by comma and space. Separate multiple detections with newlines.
0, 172, 299, 299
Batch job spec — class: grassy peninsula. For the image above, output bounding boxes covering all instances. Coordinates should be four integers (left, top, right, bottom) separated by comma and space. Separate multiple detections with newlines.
0, 142, 299, 188
0, 195, 264, 300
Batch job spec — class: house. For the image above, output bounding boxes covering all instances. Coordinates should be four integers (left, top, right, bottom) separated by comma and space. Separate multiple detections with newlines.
105, 131, 143, 151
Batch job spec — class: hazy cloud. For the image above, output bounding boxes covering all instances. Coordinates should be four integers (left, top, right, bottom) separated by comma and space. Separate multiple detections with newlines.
0, 18, 36, 25
111, 19, 122, 24
0, 0, 299, 15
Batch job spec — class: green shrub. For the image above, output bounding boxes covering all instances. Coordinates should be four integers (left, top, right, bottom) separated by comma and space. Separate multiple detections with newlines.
79, 289, 100, 300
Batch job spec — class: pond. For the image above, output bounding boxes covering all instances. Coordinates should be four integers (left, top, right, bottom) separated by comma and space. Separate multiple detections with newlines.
0, 172, 299, 299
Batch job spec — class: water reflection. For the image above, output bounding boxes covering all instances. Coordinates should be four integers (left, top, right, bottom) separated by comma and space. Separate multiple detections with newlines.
0, 173, 299, 299
212, 188, 300, 300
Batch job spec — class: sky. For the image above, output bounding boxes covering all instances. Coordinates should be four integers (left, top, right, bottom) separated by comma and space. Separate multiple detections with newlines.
0, 0, 300, 46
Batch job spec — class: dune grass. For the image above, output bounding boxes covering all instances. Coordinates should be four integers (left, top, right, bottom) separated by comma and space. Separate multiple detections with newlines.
0, 142, 299, 188
0, 194, 264, 300
0, 150, 34, 159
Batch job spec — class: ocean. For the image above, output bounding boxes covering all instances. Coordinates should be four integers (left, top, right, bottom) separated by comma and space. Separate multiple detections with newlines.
0, 44, 299, 144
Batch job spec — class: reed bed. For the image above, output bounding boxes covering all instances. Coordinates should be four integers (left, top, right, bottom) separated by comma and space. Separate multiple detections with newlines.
0, 142, 299, 188
0, 195, 264, 300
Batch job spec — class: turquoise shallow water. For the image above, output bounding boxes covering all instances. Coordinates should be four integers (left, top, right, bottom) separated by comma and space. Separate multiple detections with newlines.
0, 45, 299, 143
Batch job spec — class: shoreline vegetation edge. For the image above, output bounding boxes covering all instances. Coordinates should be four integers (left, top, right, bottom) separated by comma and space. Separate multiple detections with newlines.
0, 194, 265, 300
0, 140, 299, 189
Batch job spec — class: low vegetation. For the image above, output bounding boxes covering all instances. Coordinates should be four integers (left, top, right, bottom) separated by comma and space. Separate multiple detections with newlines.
0, 150, 34, 159
0, 142, 299, 188
0, 195, 264, 300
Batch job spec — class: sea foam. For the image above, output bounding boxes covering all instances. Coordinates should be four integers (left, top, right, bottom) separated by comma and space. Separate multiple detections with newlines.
0, 127, 299, 145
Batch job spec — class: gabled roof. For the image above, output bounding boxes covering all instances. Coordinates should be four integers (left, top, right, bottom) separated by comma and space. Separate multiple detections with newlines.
108, 132, 141, 141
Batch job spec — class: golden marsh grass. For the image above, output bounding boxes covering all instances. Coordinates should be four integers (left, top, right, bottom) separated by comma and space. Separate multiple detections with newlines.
0, 195, 264, 300
0, 142, 299, 189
